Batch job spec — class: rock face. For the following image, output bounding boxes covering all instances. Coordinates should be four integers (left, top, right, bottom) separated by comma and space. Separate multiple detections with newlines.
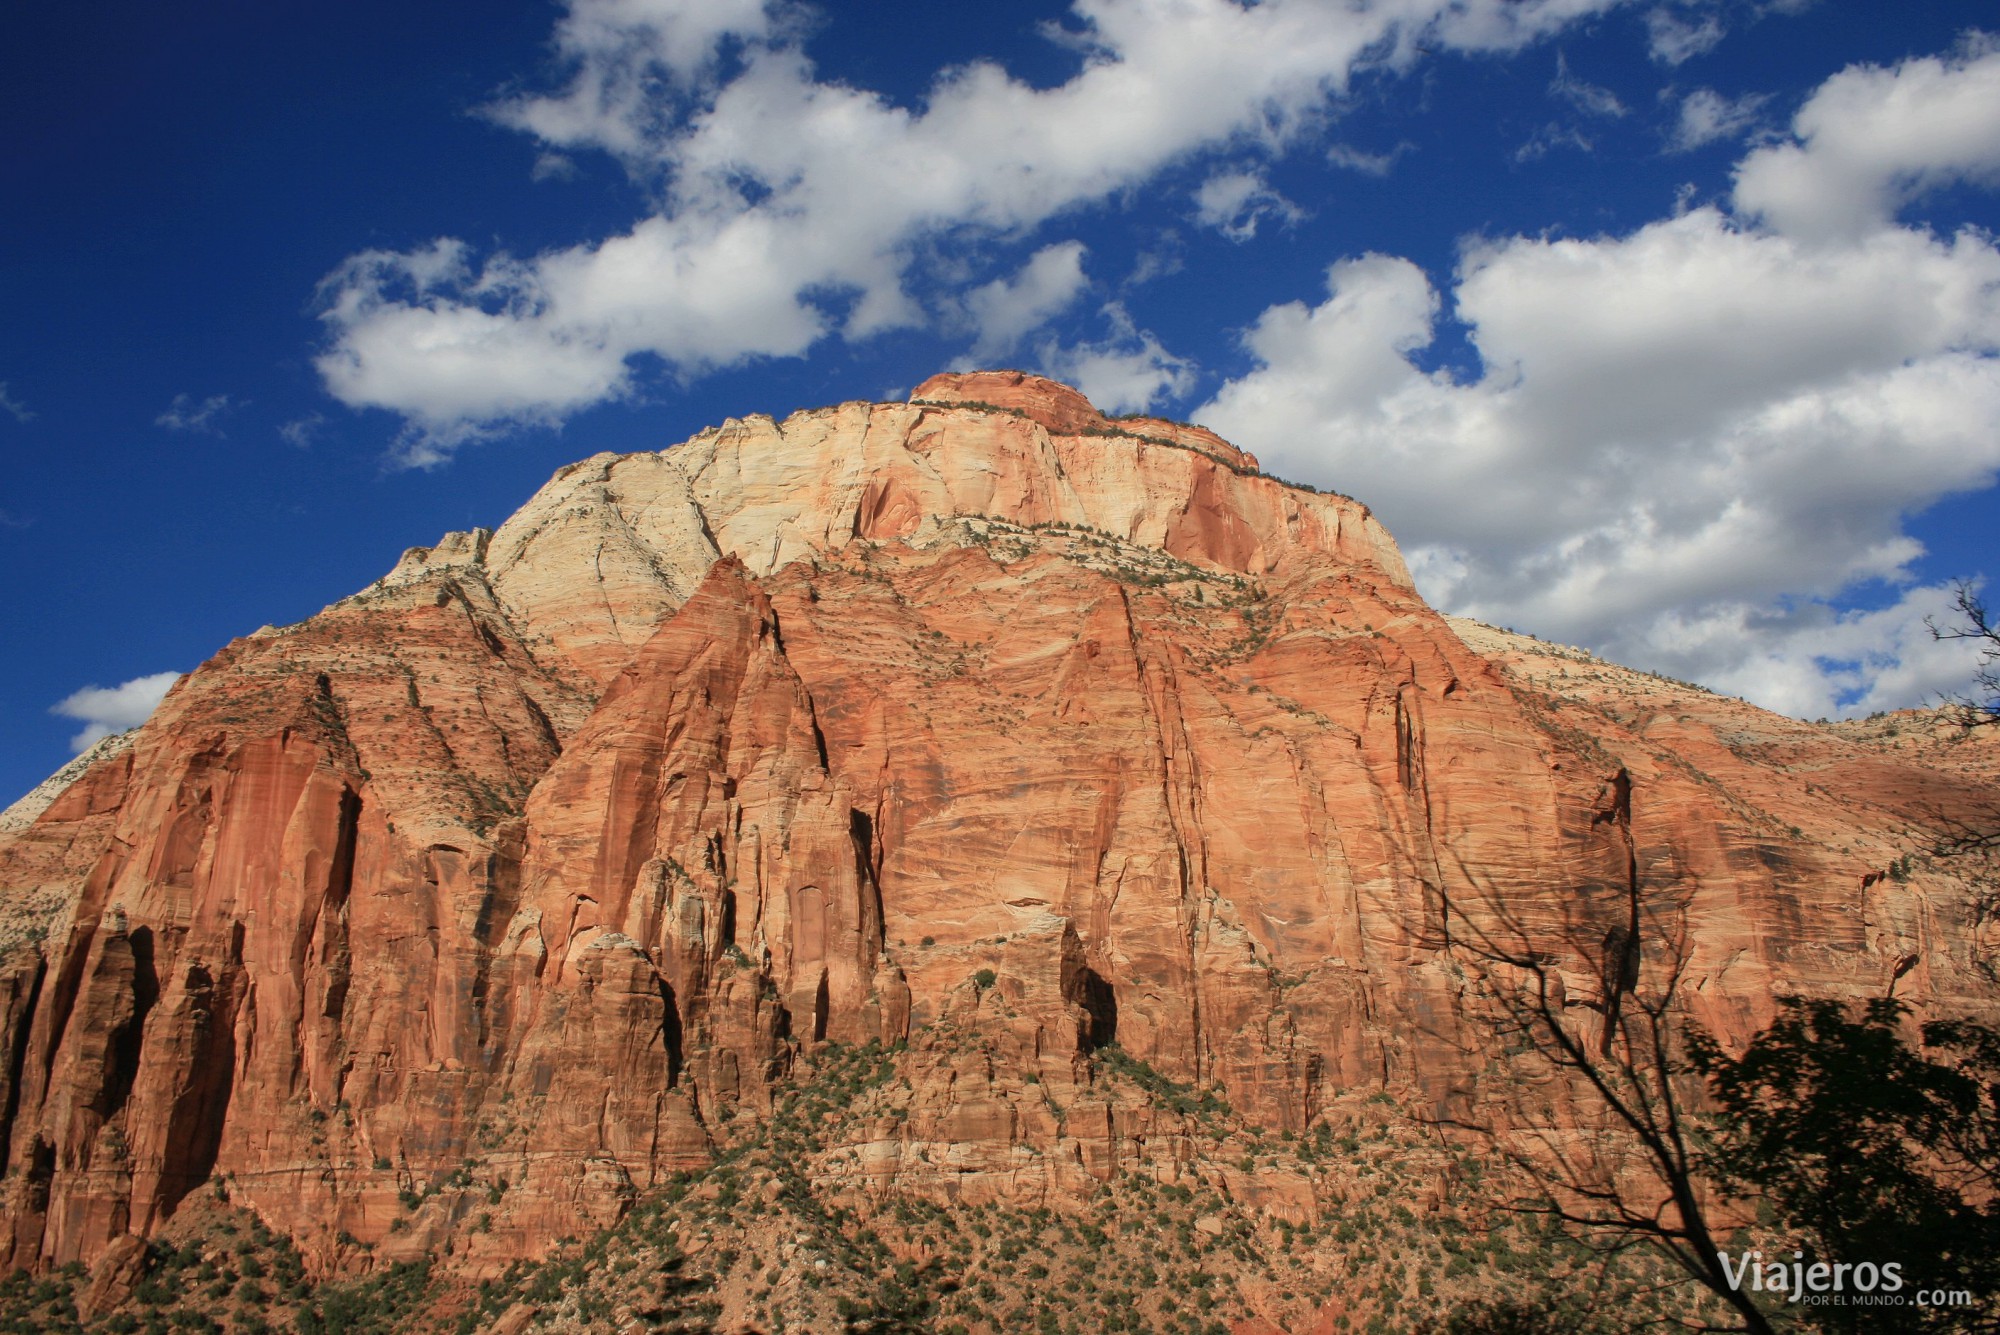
0, 371, 1993, 1275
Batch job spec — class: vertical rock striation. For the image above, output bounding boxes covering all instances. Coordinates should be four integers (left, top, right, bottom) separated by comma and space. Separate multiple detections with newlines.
0, 372, 1992, 1273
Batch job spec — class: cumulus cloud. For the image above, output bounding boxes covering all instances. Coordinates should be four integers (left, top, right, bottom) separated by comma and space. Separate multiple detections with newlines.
1203, 221, 2000, 712
486, 0, 785, 159
317, 238, 645, 466
1037, 305, 1194, 415
0, 382, 32, 423
1735, 34, 2000, 241
960, 243, 1090, 360
1193, 169, 1305, 241
1668, 87, 1766, 151
155, 393, 237, 436
51, 671, 182, 753
316, 0, 1625, 462
1200, 39, 2000, 716
1625, 584, 1991, 721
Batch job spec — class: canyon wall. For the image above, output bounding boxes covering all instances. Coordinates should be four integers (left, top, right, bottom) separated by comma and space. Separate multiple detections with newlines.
0, 371, 1992, 1274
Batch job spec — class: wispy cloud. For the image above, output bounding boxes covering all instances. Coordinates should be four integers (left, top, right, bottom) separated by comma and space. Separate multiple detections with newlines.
1645, 5, 1726, 66
531, 151, 579, 182
1550, 50, 1628, 118
1515, 123, 1596, 162
1124, 234, 1185, 288
1193, 169, 1305, 241
1668, 87, 1767, 152
279, 412, 325, 448
155, 392, 237, 436
1326, 142, 1411, 176
0, 382, 33, 423
1645, 0, 1820, 68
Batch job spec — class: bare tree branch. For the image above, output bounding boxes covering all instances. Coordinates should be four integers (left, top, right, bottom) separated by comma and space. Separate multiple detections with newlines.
1426, 769, 1780, 1334
1929, 579, 2000, 732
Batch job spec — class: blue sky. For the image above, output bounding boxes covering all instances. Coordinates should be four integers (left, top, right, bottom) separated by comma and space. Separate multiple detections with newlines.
4, 0, 1998, 803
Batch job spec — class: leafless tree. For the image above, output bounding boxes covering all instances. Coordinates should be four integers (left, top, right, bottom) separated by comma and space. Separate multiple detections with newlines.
1432, 770, 1779, 1334
1925, 582, 2000, 911
1929, 580, 1999, 735
1433, 587, 1999, 1332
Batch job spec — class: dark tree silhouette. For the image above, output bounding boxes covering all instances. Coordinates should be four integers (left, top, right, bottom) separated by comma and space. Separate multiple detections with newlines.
1687, 997, 2000, 1334
1924, 581, 2000, 911
1930, 580, 1999, 735
1435, 772, 1781, 1334
1436, 591, 2000, 1333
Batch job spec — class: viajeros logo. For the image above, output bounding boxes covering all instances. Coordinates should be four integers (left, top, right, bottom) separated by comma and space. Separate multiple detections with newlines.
1718, 1250, 1975, 1309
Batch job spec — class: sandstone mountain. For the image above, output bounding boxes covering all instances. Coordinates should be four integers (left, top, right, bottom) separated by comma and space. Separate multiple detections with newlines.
0, 371, 1993, 1308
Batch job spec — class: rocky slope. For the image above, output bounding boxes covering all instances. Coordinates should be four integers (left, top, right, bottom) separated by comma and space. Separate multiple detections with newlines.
0, 370, 1993, 1295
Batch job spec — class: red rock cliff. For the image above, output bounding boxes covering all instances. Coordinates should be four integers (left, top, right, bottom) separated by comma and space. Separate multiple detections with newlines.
0, 373, 1992, 1273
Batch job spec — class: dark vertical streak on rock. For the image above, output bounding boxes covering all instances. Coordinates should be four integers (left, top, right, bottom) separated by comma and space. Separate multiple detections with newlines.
849, 808, 884, 956
152, 962, 238, 1223
0, 950, 47, 1175
320, 787, 361, 1027
658, 977, 683, 1088
811, 970, 830, 1045
1593, 769, 1640, 1057
101, 927, 158, 1121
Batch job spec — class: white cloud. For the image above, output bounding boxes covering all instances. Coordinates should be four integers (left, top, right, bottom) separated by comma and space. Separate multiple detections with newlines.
1124, 234, 1185, 287
155, 393, 237, 436
1200, 169, 2000, 716
1644, 0, 1818, 68
1625, 584, 1990, 720
316, 239, 647, 465
1514, 122, 1595, 162
317, 0, 1626, 461
1037, 304, 1194, 415
1326, 142, 1409, 176
0, 382, 32, 423
961, 242, 1090, 360
531, 151, 580, 182
486, 0, 785, 160
1425, 0, 1642, 54
1193, 169, 1305, 241
279, 413, 325, 448
52, 671, 182, 753
1668, 87, 1766, 152
1645, 6, 1725, 66
1550, 50, 1627, 117
1735, 34, 2000, 241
